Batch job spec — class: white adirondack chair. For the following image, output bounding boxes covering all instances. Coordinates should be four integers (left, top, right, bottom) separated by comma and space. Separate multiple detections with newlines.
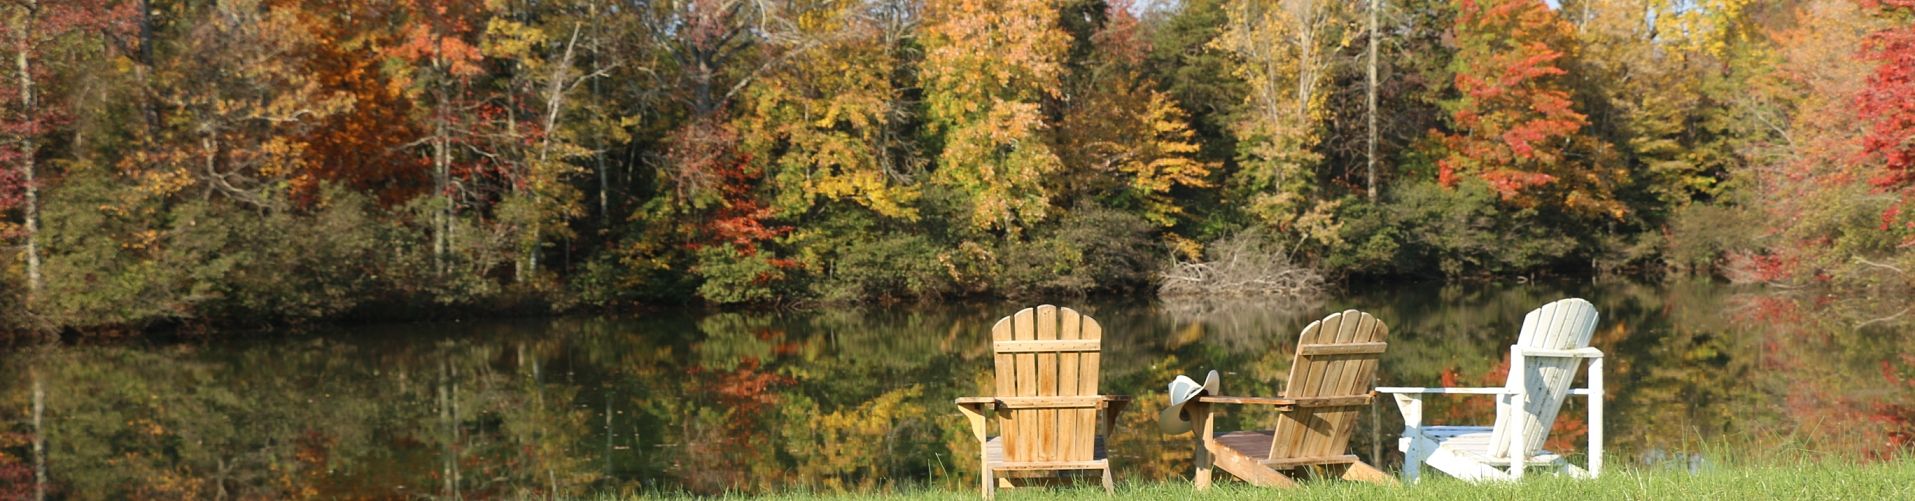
1376, 298, 1605, 482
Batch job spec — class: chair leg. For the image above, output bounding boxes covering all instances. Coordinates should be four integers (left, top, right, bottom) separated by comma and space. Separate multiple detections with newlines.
1194, 438, 1214, 490
1101, 466, 1115, 495
1400, 436, 1432, 483
981, 461, 994, 499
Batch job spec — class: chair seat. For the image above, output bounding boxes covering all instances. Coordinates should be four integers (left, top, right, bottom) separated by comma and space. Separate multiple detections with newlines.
1212, 431, 1360, 468
1213, 431, 1275, 460
1402, 426, 1565, 466
984, 435, 1107, 471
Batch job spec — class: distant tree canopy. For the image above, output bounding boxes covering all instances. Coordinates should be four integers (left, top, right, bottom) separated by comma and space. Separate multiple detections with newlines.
0, 0, 1909, 331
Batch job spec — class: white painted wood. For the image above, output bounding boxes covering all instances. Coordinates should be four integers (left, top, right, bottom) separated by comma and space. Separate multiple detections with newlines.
1506, 346, 1524, 479
1377, 386, 1516, 395
1379, 386, 1597, 396
1588, 356, 1604, 478
1377, 298, 1605, 483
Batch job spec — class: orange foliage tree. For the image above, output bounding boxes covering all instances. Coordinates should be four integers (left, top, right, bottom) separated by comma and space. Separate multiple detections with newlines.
1437, 0, 1620, 217
291, 0, 430, 205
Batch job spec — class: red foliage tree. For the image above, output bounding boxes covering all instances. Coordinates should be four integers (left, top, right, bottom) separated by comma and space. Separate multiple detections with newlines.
667, 116, 788, 252
1436, 0, 1593, 205
1858, 0, 1915, 240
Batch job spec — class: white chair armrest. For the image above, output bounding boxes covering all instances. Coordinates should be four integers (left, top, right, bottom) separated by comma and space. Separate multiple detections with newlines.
1376, 386, 1518, 395
1516, 346, 1604, 358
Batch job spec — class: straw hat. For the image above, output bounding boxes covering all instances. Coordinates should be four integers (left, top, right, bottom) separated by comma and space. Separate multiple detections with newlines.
1158, 370, 1221, 434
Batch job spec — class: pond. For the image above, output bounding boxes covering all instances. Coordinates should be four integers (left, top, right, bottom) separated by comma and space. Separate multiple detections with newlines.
2, 280, 1911, 498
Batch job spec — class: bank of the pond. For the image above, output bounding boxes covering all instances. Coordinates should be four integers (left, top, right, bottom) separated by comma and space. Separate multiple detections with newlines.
632, 459, 1915, 500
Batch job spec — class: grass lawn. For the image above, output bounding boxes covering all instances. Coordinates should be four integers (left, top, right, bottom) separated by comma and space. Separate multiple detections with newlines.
634, 458, 1915, 500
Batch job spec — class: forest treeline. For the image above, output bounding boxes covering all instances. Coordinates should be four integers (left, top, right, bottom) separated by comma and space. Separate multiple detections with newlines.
1, 0, 1912, 332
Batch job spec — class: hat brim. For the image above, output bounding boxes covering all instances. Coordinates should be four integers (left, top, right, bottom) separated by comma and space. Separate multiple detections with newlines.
1157, 371, 1221, 434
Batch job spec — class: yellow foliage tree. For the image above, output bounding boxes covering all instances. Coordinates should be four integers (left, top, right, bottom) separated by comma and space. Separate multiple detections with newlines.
1055, 3, 1215, 228
738, 0, 922, 220
921, 0, 1070, 233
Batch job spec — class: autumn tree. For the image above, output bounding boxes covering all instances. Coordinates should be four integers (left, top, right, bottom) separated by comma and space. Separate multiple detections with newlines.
1859, 0, 1915, 245
1143, 0, 1245, 170
1056, 0, 1214, 228
131, 0, 351, 208
1709, 0, 1883, 284
385, 0, 494, 275
1214, 0, 1351, 233
921, 0, 1070, 233
626, 0, 863, 303
736, 0, 922, 221
1437, 0, 1622, 217
293, 0, 431, 205
482, 10, 606, 282
1572, 0, 1748, 213
0, 0, 136, 303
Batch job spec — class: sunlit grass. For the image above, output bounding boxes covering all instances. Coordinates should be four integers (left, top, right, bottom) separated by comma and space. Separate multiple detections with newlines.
625, 458, 1915, 500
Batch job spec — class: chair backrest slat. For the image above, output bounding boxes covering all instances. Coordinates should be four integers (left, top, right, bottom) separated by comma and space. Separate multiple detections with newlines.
1487, 298, 1600, 459
991, 305, 1104, 463
1268, 310, 1388, 461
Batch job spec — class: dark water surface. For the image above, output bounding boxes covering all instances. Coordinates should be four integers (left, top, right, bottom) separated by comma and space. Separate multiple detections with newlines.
3, 280, 1911, 498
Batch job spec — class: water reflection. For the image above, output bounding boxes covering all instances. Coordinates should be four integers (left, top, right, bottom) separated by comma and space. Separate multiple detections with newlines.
1, 280, 1910, 498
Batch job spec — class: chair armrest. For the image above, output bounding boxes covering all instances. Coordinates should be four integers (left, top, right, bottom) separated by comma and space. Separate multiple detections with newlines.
1197, 395, 1296, 408
954, 397, 994, 443
1103, 395, 1131, 435
1378, 388, 1515, 431
1517, 347, 1604, 358
1375, 386, 1516, 395
954, 397, 998, 406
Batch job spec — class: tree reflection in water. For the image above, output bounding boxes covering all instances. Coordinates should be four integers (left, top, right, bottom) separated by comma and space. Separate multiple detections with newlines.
0, 281, 1909, 497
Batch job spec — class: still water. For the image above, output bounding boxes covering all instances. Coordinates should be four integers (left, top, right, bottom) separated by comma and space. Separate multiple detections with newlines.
2, 280, 1911, 498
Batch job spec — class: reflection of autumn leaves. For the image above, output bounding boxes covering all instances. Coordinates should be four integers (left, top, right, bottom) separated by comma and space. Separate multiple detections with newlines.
703, 357, 794, 423
0, 432, 32, 499
1880, 357, 1915, 452
1109, 357, 1195, 481
292, 430, 334, 498
679, 356, 796, 493
779, 386, 929, 491
1737, 293, 1915, 460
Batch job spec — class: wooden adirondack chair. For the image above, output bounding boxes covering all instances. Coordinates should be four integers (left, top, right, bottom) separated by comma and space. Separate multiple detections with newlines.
1181, 309, 1397, 489
1377, 297, 1605, 483
954, 305, 1132, 498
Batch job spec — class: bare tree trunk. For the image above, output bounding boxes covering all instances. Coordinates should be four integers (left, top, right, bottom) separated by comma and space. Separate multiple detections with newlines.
31, 366, 47, 501
591, 1, 610, 227
1366, 0, 1380, 201
15, 2, 44, 302
433, 100, 451, 275
526, 24, 583, 282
